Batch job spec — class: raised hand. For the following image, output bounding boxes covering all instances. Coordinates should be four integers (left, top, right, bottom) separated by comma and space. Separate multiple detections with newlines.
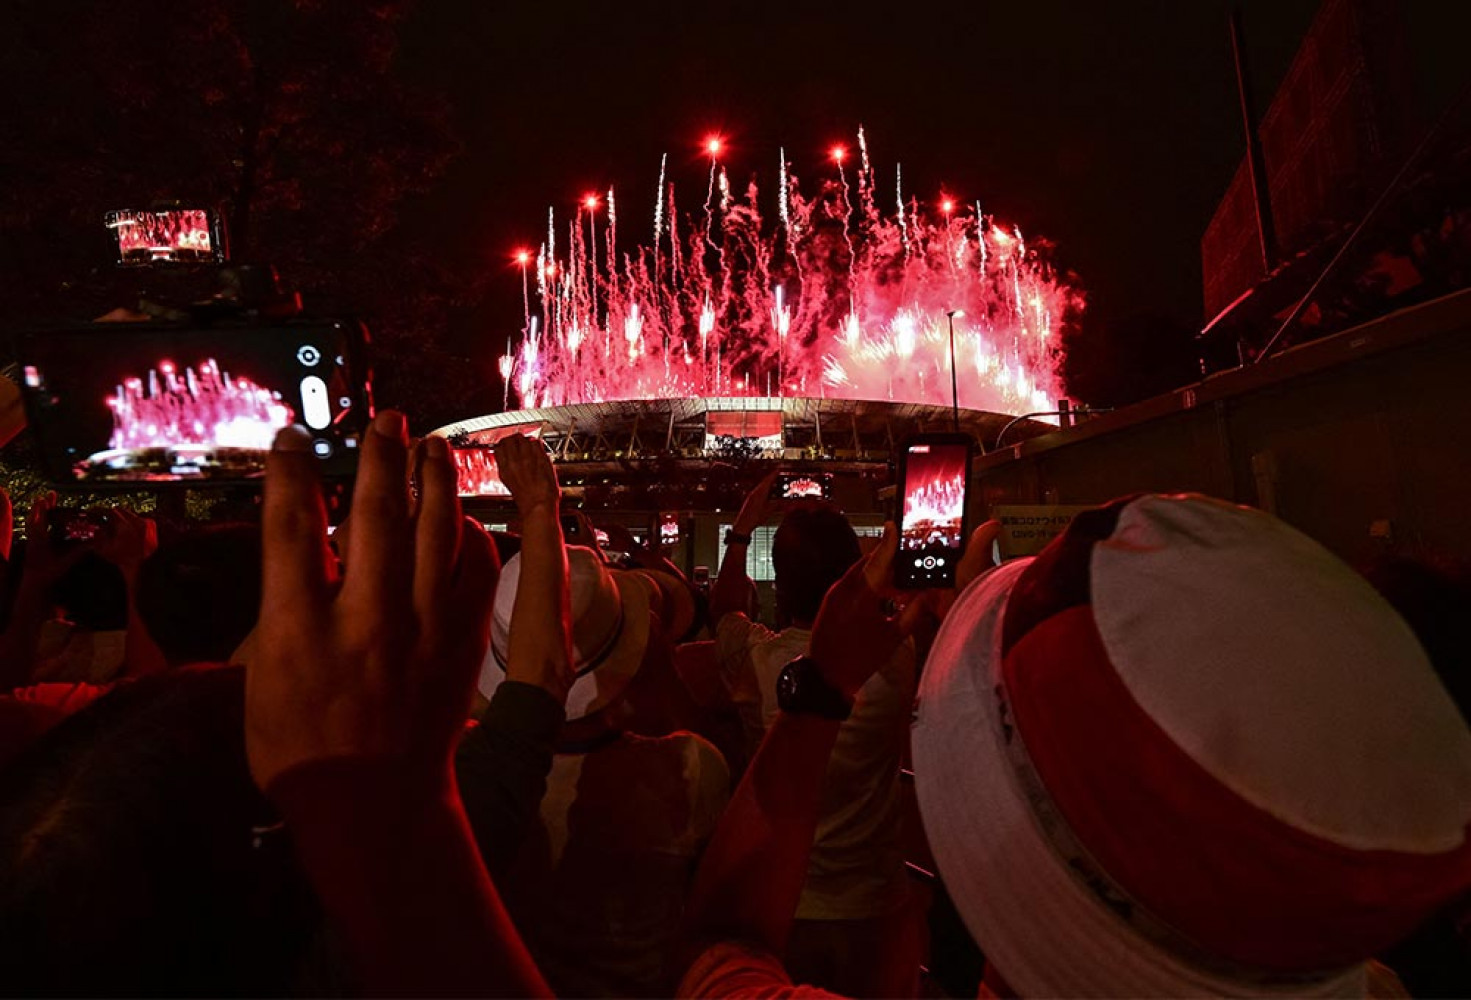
247, 411, 500, 790
94, 507, 158, 576
495, 434, 559, 518
22, 492, 89, 585
808, 521, 907, 700
733, 470, 781, 536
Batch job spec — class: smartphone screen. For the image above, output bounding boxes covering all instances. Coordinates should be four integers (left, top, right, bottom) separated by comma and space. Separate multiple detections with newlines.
659, 513, 681, 546
17, 322, 370, 484
774, 472, 831, 500
49, 510, 107, 546
895, 435, 972, 588
106, 209, 226, 265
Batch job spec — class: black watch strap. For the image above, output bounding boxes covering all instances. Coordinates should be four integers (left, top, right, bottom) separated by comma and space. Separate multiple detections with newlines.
724, 529, 752, 546
777, 656, 853, 721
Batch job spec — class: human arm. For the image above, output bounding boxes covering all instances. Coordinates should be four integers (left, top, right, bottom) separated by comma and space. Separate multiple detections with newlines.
246, 413, 550, 998
454, 434, 573, 877
682, 523, 904, 961
93, 507, 168, 678
497, 433, 575, 703
708, 471, 779, 629
0, 494, 88, 692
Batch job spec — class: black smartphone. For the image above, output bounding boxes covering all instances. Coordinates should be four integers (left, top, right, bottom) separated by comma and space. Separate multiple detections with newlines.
48, 509, 109, 547
773, 472, 832, 500
658, 513, 681, 546
15, 320, 372, 485
894, 433, 973, 589
105, 208, 228, 265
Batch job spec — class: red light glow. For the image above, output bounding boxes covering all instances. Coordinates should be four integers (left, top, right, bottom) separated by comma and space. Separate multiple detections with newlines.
583, 194, 600, 211
503, 130, 1080, 415
515, 250, 530, 266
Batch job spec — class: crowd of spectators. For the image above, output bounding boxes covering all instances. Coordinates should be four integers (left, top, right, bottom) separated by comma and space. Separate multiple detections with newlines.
0, 411, 1469, 997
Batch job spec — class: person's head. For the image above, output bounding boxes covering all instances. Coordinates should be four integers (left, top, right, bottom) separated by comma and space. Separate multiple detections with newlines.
1362, 553, 1471, 724
136, 523, 262, 666
0, 668, 319, 994
912, 494, 1471, 997
51, 552, 128, 631
771, 503, 861, 627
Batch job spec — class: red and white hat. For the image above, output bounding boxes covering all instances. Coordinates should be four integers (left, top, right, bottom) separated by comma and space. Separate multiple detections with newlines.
913, 494, 1471, 997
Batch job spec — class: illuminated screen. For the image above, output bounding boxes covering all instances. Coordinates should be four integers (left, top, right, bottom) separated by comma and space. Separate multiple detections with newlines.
659, 513, 681, 544
450, 424, 543, 497
705, 410, 782, 453
18, 324, 366, 483
898, 441, 969, 585
106, 209, 221, 265
777, 473, 830, 500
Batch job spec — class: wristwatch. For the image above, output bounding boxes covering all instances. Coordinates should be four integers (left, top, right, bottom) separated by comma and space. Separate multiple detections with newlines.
724, 529, 752, 546
776, 656, 853, 721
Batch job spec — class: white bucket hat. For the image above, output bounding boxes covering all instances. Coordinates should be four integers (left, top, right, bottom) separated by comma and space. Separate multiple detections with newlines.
478, 545, 653, 720
913, 494, 1471, 997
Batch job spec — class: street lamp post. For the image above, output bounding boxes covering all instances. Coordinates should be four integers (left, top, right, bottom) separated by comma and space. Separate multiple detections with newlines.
946, 309, 965, 432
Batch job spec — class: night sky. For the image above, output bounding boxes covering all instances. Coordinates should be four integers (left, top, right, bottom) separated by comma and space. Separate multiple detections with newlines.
396, 0, 1342, 358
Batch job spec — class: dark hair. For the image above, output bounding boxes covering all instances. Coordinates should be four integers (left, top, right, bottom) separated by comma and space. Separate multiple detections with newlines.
51, 552, 129, 631
772, 504, 861, 625
0, 668, 320, 994
1362, 554, 1471, 724
136, 523, 263, 666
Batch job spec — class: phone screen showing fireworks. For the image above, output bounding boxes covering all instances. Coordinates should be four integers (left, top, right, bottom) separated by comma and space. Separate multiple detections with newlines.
17, 322, 370, 484
775, 472, 831, 500
895, 435, 972, 589
659, 513, 681, 546
106, 209, 226, 265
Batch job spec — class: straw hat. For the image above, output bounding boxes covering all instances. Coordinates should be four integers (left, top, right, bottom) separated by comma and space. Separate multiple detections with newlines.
912, 494, 1471, 997
478, 545, 652, 720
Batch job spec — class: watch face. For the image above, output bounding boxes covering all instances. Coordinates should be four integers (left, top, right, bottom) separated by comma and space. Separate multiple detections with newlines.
777, 660, 801, 705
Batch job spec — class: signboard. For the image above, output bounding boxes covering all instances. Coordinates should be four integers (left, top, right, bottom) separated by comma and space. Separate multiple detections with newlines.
705, 410, 782, 455
992, 504, 1094, 559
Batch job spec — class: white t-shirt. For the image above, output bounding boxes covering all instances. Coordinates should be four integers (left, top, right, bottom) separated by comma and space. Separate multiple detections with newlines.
716, 614, 916, 920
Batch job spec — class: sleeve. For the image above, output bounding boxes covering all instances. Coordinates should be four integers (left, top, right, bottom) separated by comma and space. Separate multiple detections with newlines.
677, 940, 846, 1000
268, 756, 549, 997
454, 680, 566, 877
8, 681, 113, 715
714, 613, 771, 694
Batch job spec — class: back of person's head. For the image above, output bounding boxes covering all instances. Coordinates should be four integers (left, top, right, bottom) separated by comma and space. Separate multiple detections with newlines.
136, 523, 263, 666
0, 667, 319, 994
772, 503, 861, 626
1362, 553, 1471, 724
51, 552, 128, 631
913, 494, 1471, 997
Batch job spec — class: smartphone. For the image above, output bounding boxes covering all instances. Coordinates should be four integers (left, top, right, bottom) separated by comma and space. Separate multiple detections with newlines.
15, 320, 371, 485
594, 527, 610, 548
105, 208, 227, 265
773, 472, 831, 500
894, 433, 973, 589
48, 509, 109, 547
659, 513, 681, 546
